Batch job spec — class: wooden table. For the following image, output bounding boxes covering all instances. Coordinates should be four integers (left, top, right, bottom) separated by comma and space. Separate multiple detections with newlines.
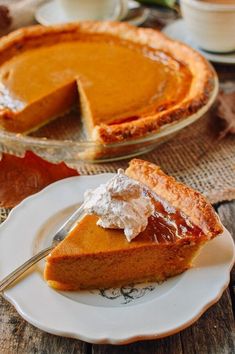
0, 9, 235, 354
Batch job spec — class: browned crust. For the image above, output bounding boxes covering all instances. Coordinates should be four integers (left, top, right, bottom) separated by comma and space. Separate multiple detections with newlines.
0, 21, 216, 142
125, 159, 223, 239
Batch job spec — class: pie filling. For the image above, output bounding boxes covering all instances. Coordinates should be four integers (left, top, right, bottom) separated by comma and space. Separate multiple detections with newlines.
143, 195, 204, 244
49, 194, 204, 260
44, 157, 222, 290
0, 35, 192, 134
44, 193, 205, 290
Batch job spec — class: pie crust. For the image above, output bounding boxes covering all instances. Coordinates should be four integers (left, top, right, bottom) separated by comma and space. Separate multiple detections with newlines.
44, 159, 223, 290
126, 159, 223, 239
0, 22, 216, 143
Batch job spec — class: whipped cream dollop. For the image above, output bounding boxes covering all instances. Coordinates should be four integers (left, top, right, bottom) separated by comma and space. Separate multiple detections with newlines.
83, 170, 154, 242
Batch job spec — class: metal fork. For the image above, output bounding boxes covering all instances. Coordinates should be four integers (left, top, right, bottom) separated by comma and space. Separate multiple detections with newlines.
0, 204, 84, 293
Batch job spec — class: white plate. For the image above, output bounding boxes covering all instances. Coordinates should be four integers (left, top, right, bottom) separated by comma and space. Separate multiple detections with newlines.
35, 0, 149, 27
163, 19, 235, 64
0, 174, 234, 344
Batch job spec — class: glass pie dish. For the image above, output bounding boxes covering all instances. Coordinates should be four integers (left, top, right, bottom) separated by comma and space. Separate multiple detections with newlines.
0, 76, 218, 165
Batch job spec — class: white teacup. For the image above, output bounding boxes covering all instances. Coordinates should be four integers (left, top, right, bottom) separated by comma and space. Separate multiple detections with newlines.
58, 0, 129, 21
180, 0, 235, 53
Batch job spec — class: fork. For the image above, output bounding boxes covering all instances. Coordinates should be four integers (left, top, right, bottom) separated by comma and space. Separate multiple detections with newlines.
0, 204, 84, 293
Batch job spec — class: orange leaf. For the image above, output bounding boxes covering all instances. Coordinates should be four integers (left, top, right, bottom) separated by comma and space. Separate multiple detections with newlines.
0, 151, 79, 208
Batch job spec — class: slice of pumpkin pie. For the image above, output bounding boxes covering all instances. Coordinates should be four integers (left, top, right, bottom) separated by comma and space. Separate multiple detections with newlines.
44, 159, 222, 290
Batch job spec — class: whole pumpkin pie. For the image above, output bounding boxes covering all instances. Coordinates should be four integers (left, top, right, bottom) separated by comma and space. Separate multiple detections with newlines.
44, 159, 223, 290
0, 22, 216, 143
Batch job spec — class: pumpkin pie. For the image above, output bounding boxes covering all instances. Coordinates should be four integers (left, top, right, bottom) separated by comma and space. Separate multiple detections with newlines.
0, 22, 216, 143
44, 159, 223, 290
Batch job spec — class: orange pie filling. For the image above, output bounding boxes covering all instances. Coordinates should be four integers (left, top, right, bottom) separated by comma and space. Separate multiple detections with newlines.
0, 34, 192, 137
44, 192, 207, 290
44, 159, 222, 290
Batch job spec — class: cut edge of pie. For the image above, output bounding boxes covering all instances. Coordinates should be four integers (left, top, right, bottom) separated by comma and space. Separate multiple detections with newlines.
44, 158, 223, 291
0, 21, 217, 144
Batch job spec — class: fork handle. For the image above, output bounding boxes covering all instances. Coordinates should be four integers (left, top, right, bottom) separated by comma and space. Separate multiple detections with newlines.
0, 246, 53, 293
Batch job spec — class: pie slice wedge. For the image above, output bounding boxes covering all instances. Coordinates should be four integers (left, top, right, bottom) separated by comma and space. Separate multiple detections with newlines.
44, 159, 223, 290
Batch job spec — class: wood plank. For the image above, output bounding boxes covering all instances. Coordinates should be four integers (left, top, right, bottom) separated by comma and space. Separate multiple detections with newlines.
217, 202, 235, 316
217, 202, 235, 267
180, 289, 235, 354
217, 202, 235, 233
0, 295, 89, 354
92, 334, 183, 354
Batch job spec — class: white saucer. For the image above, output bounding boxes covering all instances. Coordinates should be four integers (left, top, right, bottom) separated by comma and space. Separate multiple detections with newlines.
163, 19, 235, 64
35, 0, 150, 27
0, 174, 234, 344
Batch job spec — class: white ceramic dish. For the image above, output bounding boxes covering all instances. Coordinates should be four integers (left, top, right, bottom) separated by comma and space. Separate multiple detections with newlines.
57, 0, 129, 22
0, 174, 234, 344
180, 0, 235, 53
35, 0, 149, 27
163, 19, 235, 64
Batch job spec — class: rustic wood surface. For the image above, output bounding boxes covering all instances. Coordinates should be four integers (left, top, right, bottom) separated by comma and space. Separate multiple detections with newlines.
0, 6, 235, 354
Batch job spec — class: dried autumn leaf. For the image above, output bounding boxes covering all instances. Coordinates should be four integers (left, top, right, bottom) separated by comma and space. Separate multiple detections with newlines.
0, 5, 11, 31
0, 151, 79, 208
216, 90, 235, 138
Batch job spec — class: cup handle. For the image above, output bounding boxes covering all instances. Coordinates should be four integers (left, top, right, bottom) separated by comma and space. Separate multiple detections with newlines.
116, 0, 129, 21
